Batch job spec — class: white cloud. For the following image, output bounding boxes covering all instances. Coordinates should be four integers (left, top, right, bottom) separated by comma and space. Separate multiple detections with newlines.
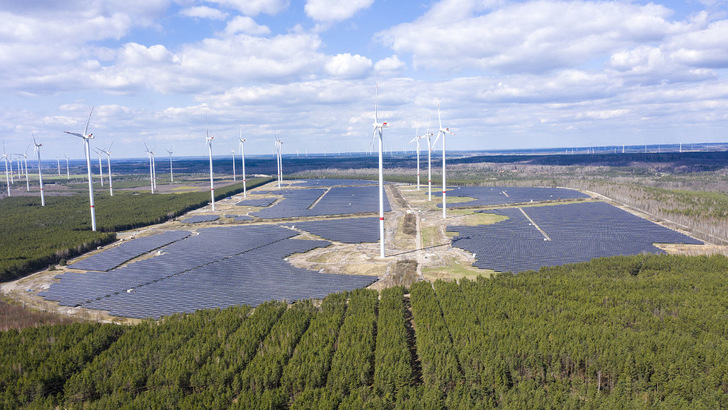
222, 16, 271, 36
180, 6, 229, 20
377, 0, 689, 73
206, 0, 289, 16
305, 0, 374, 22
374, 55, 406, 74
324, 53, 372, 78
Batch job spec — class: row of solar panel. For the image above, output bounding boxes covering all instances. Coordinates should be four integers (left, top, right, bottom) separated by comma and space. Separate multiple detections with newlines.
253, 186, 391, 219
41, 224, 378, 318
435, 186, 589, 208
448, 202, 702, 273
68, 230, 191, 272
283, 217, 380, 244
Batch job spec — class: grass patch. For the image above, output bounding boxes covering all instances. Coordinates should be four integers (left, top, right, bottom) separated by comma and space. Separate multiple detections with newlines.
420, 226, 440, 248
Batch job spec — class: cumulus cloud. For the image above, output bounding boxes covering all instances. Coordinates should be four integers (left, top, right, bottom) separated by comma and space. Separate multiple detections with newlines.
305, 0, 374, 22
377, 0, 689, 73
180, 6, 229, 20
222, 16, 271, 36
206, 0, 289, 16
374, 55, 406, 74
324, 53, 372, 78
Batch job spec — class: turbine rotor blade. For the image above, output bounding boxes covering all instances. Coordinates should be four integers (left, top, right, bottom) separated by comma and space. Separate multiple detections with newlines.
84, 106, 94, 136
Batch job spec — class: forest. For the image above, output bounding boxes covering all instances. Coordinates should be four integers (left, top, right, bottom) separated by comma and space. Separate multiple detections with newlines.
2, 253, 728, 408
0, 177, 272, 282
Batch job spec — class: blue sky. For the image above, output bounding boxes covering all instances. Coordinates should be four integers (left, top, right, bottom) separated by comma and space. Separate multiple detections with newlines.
1, 0, 727, 159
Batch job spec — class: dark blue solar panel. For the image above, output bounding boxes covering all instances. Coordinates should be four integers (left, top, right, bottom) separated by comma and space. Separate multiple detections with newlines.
290, 179, 378, 187
448, 202, 702, 273
234, 215, 253, 222
235, 197, 277, 207
181, 215, 220, 223
435, 186, 589, 208
252, 186, 390, 219
40, 225, 377, 319
68, 230, 191, 272
282, 217, 379, 243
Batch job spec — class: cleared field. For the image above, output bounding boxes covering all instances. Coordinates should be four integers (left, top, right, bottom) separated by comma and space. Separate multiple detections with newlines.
448, 201, 703, 273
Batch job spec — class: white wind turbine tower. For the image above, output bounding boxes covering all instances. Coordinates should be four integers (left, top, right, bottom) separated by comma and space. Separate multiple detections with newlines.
239, 130, 247, 198
32, 135, 45, 206
144, 143, 156, 193
94, 150, 104, 187
371, 84, 389, 258
410, 122, 433, 191
98, 143, 114, 196
64, 155, 70, 180
166, 149, 174, 183
1, 143, 10, 197
433, 101, 454, 219
64, 107, 97, 231
274, 138, 283, 188
56, 156, 61, 176
19, 147, 30, 191
15, 154, 22, 181
206, 130, 215, 211
231, 149, 236, 181
425, 115, 435, 201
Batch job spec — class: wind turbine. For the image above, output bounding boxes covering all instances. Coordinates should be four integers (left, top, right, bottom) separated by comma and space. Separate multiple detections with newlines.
433, 101, 454, 219
410, 122, 433, 191
371, 84, 389, 258
56, 156, 61, 176
1, 142, 10, 196
274, 138, 283, 188
97, 143, 113, 196
19, 147, 30, 191
424, 114, 435, 201
63, 107, 97, 231
32, 134, 45, 206
239, 129, 247, 198
64, 155, 70, 180
144, 143, 156, 193
166, 149, 174, 183
94, 150, 104, 187
231, 149, 236, 181
206, 130, 215, 211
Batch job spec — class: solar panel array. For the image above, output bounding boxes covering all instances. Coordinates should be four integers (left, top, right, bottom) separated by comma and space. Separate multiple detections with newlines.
235, 197, 277, 207
181, 215, 220, 223
68, 230, 191, 272
290, 179, 378, 187
234, 215, 253, 222
435, 186, 589, 208
252, 186, 391, 219
41, 225, 377, 319
448, 201, 702, 273
283, 217, 380, 243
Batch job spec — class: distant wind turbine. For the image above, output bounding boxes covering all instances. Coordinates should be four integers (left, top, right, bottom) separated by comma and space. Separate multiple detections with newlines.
206, 130, 215, 211
97, 142, 113, 196
64, 155, 70, 180
425, 114, 435, 201
64, 107, 97, 231
94, 150, 104, 186
239, 129, 247, 198
274, 138, 283, 188
410, 122, 433, 191
166, 149, 174, 183
371, 84, 389, 258
56, 156, 61, 176
433, 101, 454, 219
144, 143, 156, 194
32, 134, 45, 206
231, 149, 236, 181
19, 146, 30, 191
